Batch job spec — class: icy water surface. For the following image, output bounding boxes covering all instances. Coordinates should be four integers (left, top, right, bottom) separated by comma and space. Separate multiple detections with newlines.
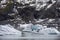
0, 35, 60, 40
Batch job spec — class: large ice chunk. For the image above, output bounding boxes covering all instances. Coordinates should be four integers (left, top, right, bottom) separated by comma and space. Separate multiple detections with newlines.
0, 24, 21, 36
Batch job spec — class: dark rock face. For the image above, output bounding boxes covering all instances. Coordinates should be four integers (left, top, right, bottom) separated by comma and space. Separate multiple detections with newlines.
0, 2, 14, 21
58, 0, 60, 2
0, 1, 60, 23
17, 6, 35, 23
0, 14, 14, 21
34, 2, 60, 19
